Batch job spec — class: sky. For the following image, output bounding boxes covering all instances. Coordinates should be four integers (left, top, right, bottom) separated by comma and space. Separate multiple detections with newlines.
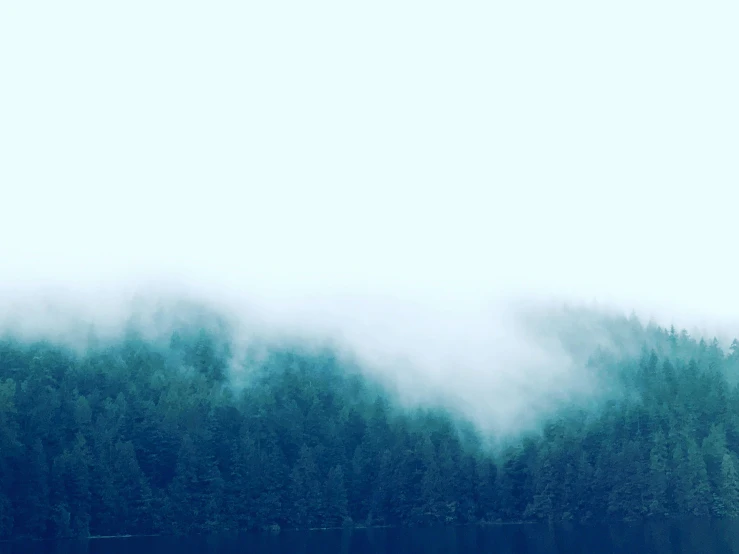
0, 0, 737, 312
1, 1, 738, 433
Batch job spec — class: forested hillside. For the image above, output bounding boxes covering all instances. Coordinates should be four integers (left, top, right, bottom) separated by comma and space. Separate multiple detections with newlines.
2, 309, 739, 540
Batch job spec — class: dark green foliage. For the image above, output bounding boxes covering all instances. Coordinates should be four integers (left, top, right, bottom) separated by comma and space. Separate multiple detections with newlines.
3, 312, 739, 540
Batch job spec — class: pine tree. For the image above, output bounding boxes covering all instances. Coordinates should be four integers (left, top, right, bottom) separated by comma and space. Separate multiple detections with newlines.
12, 439, 49, 538
324, 465, 349, 527
113, 440, 153, 534
718, 453, 739, 518
524, 449, 555, 522
59, 433, 93, 537
168, 435, 199, 534
647, 430, 669, 517
685, 439, 712, 517
289, 445, 322, 528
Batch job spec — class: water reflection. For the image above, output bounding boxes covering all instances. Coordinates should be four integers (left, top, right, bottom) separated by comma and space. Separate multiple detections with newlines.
3, 520, 739, 554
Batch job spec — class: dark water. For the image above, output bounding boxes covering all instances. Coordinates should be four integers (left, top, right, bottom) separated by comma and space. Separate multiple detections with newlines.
3, 521, 738, 554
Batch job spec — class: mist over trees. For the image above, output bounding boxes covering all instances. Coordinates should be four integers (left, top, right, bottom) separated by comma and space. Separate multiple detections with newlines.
2, 305, 739, 540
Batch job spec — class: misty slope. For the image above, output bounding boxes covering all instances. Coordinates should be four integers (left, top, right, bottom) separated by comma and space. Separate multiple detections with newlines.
1, 306, 739, 540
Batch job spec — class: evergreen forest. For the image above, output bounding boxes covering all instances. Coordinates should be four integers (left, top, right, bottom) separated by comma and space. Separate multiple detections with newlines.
2, 306, 739, 540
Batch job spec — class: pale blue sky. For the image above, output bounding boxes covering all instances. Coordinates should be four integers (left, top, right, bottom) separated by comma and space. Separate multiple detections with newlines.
2, 1, 739, 433
1, 0, 738, 320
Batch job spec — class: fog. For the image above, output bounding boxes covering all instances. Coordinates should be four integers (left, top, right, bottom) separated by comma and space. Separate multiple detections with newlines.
1, 1, 738, 434
0, 279, 728, 436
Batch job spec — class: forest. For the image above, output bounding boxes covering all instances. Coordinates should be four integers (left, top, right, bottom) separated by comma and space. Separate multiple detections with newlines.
2, 305, 739, 540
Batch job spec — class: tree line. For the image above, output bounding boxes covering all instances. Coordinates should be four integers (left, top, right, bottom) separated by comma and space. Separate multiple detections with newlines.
2, 310, 739, 540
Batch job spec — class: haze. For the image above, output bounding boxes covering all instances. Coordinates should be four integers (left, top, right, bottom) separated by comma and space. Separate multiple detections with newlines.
1, 1, 738, 433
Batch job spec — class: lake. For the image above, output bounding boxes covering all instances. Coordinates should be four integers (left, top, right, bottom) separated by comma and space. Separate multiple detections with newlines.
2, 520, 738, 554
